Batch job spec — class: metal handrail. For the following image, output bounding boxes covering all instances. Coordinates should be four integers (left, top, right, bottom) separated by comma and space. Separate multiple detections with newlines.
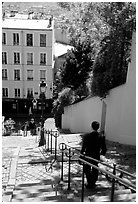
44, 129, 59, 155
61, 143, 136, 181
79, 157, 136, 191
61, 142, 136, 179
81, 154, 136, 179
59, 142, 136, 202
38, 129, 136, 202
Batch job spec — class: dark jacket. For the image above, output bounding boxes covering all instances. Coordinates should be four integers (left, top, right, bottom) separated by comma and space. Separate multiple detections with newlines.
29, 122, 36, 130
81, 131, 107, 160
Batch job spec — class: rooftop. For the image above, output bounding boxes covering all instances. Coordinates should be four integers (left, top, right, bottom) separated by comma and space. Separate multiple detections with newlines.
2, 18, 53, 30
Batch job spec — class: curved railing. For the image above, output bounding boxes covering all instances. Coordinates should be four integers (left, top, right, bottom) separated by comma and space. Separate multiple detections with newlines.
59, 142, 136, 202
37, 128, 136, 202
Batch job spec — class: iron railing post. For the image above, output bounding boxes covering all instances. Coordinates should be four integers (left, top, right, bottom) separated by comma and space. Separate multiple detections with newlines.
68, 148, 71, 190
47, 130, 50, 151
44, 129, 47, 150
59, 143, 66, 181
44, 130, 46, 149
81, 162, 85, 202
61, 144, 64, 181
110, 163, 116, 202
51, 130, 53, 154
55, 131, 58, 161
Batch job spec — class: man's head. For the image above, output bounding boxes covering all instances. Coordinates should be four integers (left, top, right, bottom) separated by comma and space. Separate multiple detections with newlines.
31, 118, 34, 123
91, 121, 100, 131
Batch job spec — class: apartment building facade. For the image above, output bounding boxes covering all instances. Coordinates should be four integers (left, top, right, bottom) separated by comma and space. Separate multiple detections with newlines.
2, 17, 55, 115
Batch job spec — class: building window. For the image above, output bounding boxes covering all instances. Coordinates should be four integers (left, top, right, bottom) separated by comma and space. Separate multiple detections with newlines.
27, 88, 33, 98
15, 88, 20, 98
40, 70, 46, 81
26, 34, 33, 46
13, 33, 19, 45
14, 52, 20, 64
12, 104, 16, 109
2, 33, 6, 45
2, 88, 8, 97
27, 70, 33, 80
2, 52, 7, 64
2, 69, 8, 80
40, 34, 46, 47
27, 53, 33, 65
40, 53, 46, 65
14, 69, 20, 80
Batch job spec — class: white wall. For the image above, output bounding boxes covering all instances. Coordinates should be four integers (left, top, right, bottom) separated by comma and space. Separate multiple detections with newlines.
104, 85, 126, 142
62, 33, 136, 145
62, 97, 102, 133
118, 32, 136, 144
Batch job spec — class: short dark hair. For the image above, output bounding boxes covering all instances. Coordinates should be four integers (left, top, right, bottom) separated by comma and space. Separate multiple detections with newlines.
91, 121, 100, 131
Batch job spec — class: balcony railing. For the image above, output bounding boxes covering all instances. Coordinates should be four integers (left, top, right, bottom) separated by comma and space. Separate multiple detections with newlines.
27, 77, 33, 81
2, 77, 8, 80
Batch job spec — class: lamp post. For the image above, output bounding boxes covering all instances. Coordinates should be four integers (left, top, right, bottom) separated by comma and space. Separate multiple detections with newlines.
32, 98, 37, 120
39, 80, 47, 147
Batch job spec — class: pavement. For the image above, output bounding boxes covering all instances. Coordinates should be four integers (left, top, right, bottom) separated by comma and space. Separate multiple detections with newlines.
2, 118, 136, 202
2, 133, 85, 202
2, 118, 72, 202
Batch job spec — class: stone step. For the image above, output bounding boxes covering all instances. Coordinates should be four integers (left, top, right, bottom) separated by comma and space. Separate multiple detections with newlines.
88, 189, 136, 202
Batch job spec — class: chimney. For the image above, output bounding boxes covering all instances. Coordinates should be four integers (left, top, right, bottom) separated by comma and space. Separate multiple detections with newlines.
10, 10, 18, 17
28, 11, 34, 19
2, 12, 5, 21
48, 15, 53, 28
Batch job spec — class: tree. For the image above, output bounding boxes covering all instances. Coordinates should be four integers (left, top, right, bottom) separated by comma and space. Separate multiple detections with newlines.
58, 2, 136, 98
91, 2, 136, 98
60, 38, 94, 92
58, 2, 110, 49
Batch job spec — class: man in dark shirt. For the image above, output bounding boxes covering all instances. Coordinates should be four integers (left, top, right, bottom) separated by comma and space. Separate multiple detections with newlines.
80, 121, 107, 189
29, 118, 36, 136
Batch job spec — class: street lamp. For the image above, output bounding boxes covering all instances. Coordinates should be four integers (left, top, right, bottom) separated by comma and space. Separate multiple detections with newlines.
32, 98, 37, 121
39, 80, 47, 147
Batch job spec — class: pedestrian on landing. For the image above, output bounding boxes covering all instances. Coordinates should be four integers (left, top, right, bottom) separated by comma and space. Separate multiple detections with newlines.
80, 121, 107, 189
21, 121, 29, 136
29, 118, 36, 136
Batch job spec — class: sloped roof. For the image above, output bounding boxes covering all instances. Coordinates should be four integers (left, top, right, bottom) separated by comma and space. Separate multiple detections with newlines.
54, 42, 73, 57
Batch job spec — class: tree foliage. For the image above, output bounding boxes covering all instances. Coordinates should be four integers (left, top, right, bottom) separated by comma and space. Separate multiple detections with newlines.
58, 2, 110, 49
57, 2, 136, 98
91, 2, 136, 98
60, 38, 94, 91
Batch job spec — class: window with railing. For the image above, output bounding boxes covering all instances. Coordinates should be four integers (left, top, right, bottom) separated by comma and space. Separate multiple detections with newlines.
2, 69, 8, 80
2, 33, 6, 45
40, 70, 46, 81
15, 88, 20, 98
14, 52, 20, 64
14, 69, 20, 80
13, 33, 19, 45
40, 34, 46, 47
27, 53, 33, 65
2, 52, 7, 64
27, 70, 33, 81
2, 88, 8, 97
40, 53, 46, 65
26, 34, 33, 46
